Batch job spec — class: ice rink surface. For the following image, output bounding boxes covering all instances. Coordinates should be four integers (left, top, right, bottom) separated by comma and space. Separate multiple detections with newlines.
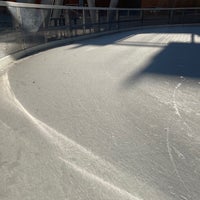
0, 26, 200, 200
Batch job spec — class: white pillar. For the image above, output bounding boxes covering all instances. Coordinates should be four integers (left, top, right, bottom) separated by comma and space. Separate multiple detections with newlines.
87, 0, 96, 23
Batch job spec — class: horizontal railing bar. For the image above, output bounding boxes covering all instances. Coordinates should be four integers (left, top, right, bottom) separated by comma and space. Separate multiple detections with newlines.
0, 1, 200, 11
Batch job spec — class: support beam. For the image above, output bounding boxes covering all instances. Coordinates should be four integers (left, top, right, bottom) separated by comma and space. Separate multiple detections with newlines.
87, 0, 96, 24
109, 0, 119, 8
87, 0, 95, 7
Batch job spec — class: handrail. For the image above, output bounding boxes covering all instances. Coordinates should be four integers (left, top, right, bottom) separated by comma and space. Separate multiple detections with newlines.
0, 1, 200, 11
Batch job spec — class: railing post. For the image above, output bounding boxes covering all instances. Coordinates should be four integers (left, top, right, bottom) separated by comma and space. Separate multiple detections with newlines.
41, 10, 48, 43
82, 9, 86, 34
182, 9, 185, 24
65, 9, 71, 37
74, 9, 77, 36
116, 10, 119, 30
96, 9, 100, 32
107, 10, 110, 30
16, 7, 26, 50
169, 9, 173, 24
140, 10, 144, 25
15, 7, 22, 30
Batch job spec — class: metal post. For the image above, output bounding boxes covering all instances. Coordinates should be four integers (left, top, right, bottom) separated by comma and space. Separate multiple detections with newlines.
169, 9, 173, 24
16, 7, 26, 50
67, 9, 72, 37
96, 10, 99, 32
41, 9, 48, 43
74, 9, 77, 36
140, 10, 144, 25
182, 10, 185, 24
116, 10, 119, 30
127, 10, 130, 29
107, 10, 110, 30
16, 7, 22, 30
41, 10, 46, 29
82, 9, 86, 34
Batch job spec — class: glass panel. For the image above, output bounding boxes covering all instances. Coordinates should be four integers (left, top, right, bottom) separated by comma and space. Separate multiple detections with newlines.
0, 3, 199, 60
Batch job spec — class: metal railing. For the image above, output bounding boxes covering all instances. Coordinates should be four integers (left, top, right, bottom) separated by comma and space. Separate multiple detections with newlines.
0, 1, 200, 59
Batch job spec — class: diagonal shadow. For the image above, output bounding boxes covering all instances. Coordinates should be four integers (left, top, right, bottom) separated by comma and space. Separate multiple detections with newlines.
123, 41, 200, 87
70, 26, 200, 49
